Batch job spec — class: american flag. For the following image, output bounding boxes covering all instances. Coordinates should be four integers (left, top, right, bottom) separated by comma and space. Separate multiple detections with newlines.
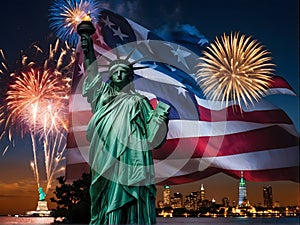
66, 9, 299, 184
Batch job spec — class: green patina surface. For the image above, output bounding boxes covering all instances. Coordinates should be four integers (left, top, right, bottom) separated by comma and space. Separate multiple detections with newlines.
79, 24, 169, 224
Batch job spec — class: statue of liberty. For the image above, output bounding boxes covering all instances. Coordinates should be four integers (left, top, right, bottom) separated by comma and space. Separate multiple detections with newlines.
77, 18, 169, 224
38, 186, 46, 201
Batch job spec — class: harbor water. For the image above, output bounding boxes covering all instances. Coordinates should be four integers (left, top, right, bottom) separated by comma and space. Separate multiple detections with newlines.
0, 216, 299, 225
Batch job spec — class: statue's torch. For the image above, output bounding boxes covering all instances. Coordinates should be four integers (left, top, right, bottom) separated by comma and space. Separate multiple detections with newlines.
77, 14, 96, 54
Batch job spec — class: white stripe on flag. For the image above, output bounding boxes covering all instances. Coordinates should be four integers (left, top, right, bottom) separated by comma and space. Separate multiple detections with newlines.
71, 94, 91, 111
127, 19, 149, 40
67, 146, 89, 164
196, 96, 280, 111
134, 67, 186, 87
70, 120, 298, 138
71, 92, 286, 113
267, 88, 296, 96
67, 146, 299, 177
166, 120, 298, 138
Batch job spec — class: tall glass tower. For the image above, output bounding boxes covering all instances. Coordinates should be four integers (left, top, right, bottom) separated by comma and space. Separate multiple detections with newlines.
163, 184, 171, 207
200, 184, 205, 201
238, 171, 247, 206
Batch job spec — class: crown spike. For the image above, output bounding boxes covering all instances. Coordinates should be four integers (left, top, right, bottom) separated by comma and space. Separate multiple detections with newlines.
124, 48, 136, 61
100, 54, 114, 63
97, 64, 110, 67
115, 47, 121, 60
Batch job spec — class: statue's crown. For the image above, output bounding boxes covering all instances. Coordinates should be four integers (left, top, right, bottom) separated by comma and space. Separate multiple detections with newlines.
108, 59, 133, 73
99, 48, 148, 74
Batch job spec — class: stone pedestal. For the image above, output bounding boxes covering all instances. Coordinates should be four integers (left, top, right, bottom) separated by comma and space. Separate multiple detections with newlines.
26, 200, 51, 216
36, 200, 48, 211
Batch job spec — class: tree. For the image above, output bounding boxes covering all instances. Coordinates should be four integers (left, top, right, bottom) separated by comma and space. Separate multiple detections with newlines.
50, 173, 91, 223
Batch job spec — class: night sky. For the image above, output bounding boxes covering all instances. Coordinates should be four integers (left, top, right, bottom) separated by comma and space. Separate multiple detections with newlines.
0, 0, 299, 215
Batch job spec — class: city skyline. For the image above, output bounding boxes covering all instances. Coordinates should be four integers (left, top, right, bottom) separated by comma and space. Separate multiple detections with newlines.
156, 180, 299, 218
156, 173, 299, 207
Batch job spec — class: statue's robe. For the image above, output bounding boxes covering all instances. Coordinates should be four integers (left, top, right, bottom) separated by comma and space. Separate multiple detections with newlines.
83, 74, 157, 224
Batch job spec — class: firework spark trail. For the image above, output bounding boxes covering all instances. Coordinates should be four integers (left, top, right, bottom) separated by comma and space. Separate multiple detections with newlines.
30, 161, 38, 186
196, 32, 275, 110
30, 131, 40, 186
0, 40, 75, 193
0, 49, 10, 150
45, 133, 67, 193
42, 104, 68, 193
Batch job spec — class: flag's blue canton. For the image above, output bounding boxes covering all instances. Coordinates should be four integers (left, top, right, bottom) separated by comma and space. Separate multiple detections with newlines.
139, 61, 204, 99
142, 32, 198, 72
98, 9, 136, 47
134, 75, 200, 121
148, 28, 209, 56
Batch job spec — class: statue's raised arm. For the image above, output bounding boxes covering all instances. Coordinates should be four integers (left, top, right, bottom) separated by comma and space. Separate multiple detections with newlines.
77, 18, 98, 83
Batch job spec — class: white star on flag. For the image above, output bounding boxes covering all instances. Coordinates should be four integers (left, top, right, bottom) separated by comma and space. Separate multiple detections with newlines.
78, 63, 85, 76
101, 16, 115, 29
170, 46, 191, 69
198, 38, 209, 45
151, 62, 158, 69
166, 64, 176, 72
112, 27, 129, 41
176, 86, 187, 97
146, 62, 158, 69
95, 25, 107, 47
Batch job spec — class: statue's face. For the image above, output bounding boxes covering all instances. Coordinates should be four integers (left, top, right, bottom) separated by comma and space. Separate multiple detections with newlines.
111, 66, 133, 90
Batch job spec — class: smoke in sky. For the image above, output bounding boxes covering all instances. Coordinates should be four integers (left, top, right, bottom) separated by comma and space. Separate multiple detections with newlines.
98, 0, 183, 28
98, 0, 139, 19
154, 24, 208, 42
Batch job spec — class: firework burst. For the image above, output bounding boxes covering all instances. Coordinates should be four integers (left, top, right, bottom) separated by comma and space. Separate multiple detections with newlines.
49, 0, 101, 46
6, 68, 69, 134
196, 32, 275, 109
5, 39, 73, 136
1, 39, 74, 193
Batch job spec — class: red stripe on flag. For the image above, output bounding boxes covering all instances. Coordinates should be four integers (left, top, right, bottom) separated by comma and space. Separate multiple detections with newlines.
269, 76, 294, 90
68, 124, 297, 160
153, 125, 298, 159
199, 105, 293, 123
224, 167, 299, 182
69, 110, 93, 127
156, 168, 220, 185
67, 131, 90, 148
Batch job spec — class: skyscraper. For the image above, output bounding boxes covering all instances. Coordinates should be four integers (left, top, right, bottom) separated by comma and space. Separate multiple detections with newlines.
200, 184, 205, 201
163, 184, 171, 207
172, 192, 183, 208
238, 171, 247, 206
263, 185, 273, 208
184, 192, 199, 211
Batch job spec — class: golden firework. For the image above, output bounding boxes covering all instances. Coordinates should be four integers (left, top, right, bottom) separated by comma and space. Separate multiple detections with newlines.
196, 32, 275, 109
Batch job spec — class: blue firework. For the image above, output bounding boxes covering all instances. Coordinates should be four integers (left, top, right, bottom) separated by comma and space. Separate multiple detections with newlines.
49, 0, 101, 47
